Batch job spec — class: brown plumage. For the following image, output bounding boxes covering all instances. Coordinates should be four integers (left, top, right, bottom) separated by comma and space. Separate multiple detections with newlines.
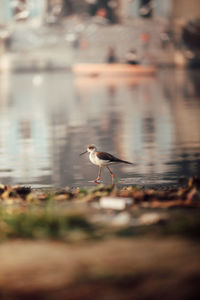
96, 151, 132, 164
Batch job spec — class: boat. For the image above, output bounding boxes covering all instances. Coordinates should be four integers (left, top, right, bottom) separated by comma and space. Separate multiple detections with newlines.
72, 63, 156, 77
74, 76, 155, 90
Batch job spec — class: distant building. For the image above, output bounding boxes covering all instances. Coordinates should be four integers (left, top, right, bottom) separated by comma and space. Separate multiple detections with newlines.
119, 0, 171, 19
119, 0, 200, 21
171, 0, 200, 21
1, 0, 200, 25
0, 0, 47, 24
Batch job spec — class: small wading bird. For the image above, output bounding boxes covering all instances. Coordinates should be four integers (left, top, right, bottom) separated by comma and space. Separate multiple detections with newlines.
80, 145, 132, 185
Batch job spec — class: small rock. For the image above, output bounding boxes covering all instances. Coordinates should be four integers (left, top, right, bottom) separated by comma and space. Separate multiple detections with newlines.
137, 212, 168, 226
54, 194, 69, 201
111, 212, 131, 226
100, 197, 133, 210
14, 186, 32, 199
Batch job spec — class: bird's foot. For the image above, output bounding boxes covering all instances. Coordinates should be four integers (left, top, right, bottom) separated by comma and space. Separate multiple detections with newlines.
93, 180, 100, 185
93, 177, 101, 184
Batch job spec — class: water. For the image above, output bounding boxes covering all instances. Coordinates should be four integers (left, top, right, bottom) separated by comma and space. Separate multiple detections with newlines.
0, 69, 199, 188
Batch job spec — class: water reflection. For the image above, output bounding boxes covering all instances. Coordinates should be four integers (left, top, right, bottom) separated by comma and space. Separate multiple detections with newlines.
0, 69, 199, 187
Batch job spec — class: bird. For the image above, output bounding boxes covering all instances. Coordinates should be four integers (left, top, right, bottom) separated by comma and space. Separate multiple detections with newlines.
80, 144, 132, 185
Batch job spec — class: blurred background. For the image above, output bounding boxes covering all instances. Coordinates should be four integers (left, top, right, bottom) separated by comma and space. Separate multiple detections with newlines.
0, 0, 200, 188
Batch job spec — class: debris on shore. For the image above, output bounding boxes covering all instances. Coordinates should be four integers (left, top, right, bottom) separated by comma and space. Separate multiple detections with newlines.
0, 177, 199, 241
0, 176, 200, 207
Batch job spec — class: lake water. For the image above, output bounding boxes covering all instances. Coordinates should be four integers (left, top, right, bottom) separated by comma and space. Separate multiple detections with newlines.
0, 69, 199, 188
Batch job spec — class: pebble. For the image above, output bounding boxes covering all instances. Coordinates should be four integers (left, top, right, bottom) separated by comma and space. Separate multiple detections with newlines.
111, 212, 131, 226
137, 212, 168, 226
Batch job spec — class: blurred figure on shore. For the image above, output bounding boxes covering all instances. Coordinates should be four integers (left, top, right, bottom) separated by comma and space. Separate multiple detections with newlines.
140, 32, 150, 52
106, 46, 118, 63
125, 49, 140, 65
160, 26, 173, 50
87, 0, 118, 24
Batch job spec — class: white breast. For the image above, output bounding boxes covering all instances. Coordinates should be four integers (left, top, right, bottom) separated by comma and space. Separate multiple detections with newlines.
89, 152, 99, 165
89, 152, 110, 166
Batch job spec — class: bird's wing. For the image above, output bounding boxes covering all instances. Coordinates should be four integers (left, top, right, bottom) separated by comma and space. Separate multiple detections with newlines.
96, 151, 116, 161
96, 151, 130, 163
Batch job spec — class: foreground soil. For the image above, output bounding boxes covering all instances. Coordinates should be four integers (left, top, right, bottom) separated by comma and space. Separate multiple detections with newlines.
0, 178, 200, 299
0, 238, 200, 300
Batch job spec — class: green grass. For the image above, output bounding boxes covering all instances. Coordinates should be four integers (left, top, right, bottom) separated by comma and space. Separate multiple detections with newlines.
0, 206, 95, 241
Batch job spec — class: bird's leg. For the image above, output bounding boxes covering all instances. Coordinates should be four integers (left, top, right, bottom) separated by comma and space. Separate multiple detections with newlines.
106, 166, 114, 185
94, 166, 101, 184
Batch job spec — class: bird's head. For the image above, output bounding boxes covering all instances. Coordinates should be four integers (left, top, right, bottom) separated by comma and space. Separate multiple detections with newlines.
87, 144, 97, 153
80, 144, 97, 156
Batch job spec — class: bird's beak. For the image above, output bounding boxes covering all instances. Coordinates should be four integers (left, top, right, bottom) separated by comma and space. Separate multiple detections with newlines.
80, 150, 87, 156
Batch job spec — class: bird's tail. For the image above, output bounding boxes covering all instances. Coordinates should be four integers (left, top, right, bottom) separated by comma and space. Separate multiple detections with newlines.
118, 159, 133, 165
